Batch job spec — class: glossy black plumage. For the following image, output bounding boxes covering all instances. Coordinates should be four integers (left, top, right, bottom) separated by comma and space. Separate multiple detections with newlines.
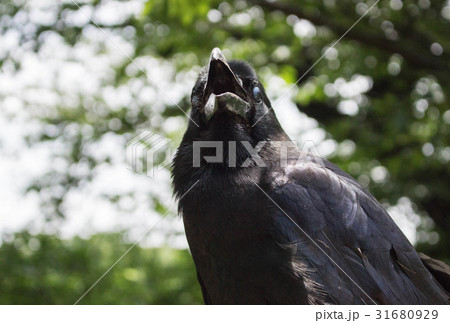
172, 48, 450, 304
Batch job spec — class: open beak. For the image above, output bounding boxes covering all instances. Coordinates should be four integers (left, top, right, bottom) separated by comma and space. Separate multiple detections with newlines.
202, 48, 250, 120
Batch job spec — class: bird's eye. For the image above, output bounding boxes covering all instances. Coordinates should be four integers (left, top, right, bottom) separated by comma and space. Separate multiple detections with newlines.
252, 86, 262, 102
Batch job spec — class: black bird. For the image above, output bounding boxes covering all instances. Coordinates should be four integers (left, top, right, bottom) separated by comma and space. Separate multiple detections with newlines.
172, 48, 450, 304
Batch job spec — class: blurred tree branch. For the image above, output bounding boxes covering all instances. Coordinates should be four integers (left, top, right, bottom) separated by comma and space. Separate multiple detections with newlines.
252, 0, 450, 76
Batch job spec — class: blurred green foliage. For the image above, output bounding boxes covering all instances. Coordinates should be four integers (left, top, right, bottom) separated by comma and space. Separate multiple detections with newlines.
0, 232, 202, 304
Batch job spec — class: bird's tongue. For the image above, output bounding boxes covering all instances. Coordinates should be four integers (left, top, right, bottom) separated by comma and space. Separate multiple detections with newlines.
205, 48, 247, 99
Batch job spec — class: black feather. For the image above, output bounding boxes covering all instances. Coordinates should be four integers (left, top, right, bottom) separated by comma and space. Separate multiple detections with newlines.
172, 49, 450, 304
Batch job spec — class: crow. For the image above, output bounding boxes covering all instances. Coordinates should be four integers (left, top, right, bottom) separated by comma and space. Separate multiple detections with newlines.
172, 48, 450, 304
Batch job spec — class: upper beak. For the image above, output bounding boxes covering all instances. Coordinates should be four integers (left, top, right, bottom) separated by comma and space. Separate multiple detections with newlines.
202, 48, 250, 120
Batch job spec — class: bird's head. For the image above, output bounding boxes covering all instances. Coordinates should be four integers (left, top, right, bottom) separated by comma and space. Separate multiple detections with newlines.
173, 48, 292, 198
173, 48, 291, 180
187, 48, 288, 143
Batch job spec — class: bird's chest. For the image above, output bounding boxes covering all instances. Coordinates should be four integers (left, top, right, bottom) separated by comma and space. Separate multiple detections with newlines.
179, 173, 301, 303
182, 175, 270, 257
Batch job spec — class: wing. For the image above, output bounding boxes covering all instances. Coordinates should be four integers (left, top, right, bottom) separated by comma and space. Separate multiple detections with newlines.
267, 157, 449, 304
419, 252, 450, 295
